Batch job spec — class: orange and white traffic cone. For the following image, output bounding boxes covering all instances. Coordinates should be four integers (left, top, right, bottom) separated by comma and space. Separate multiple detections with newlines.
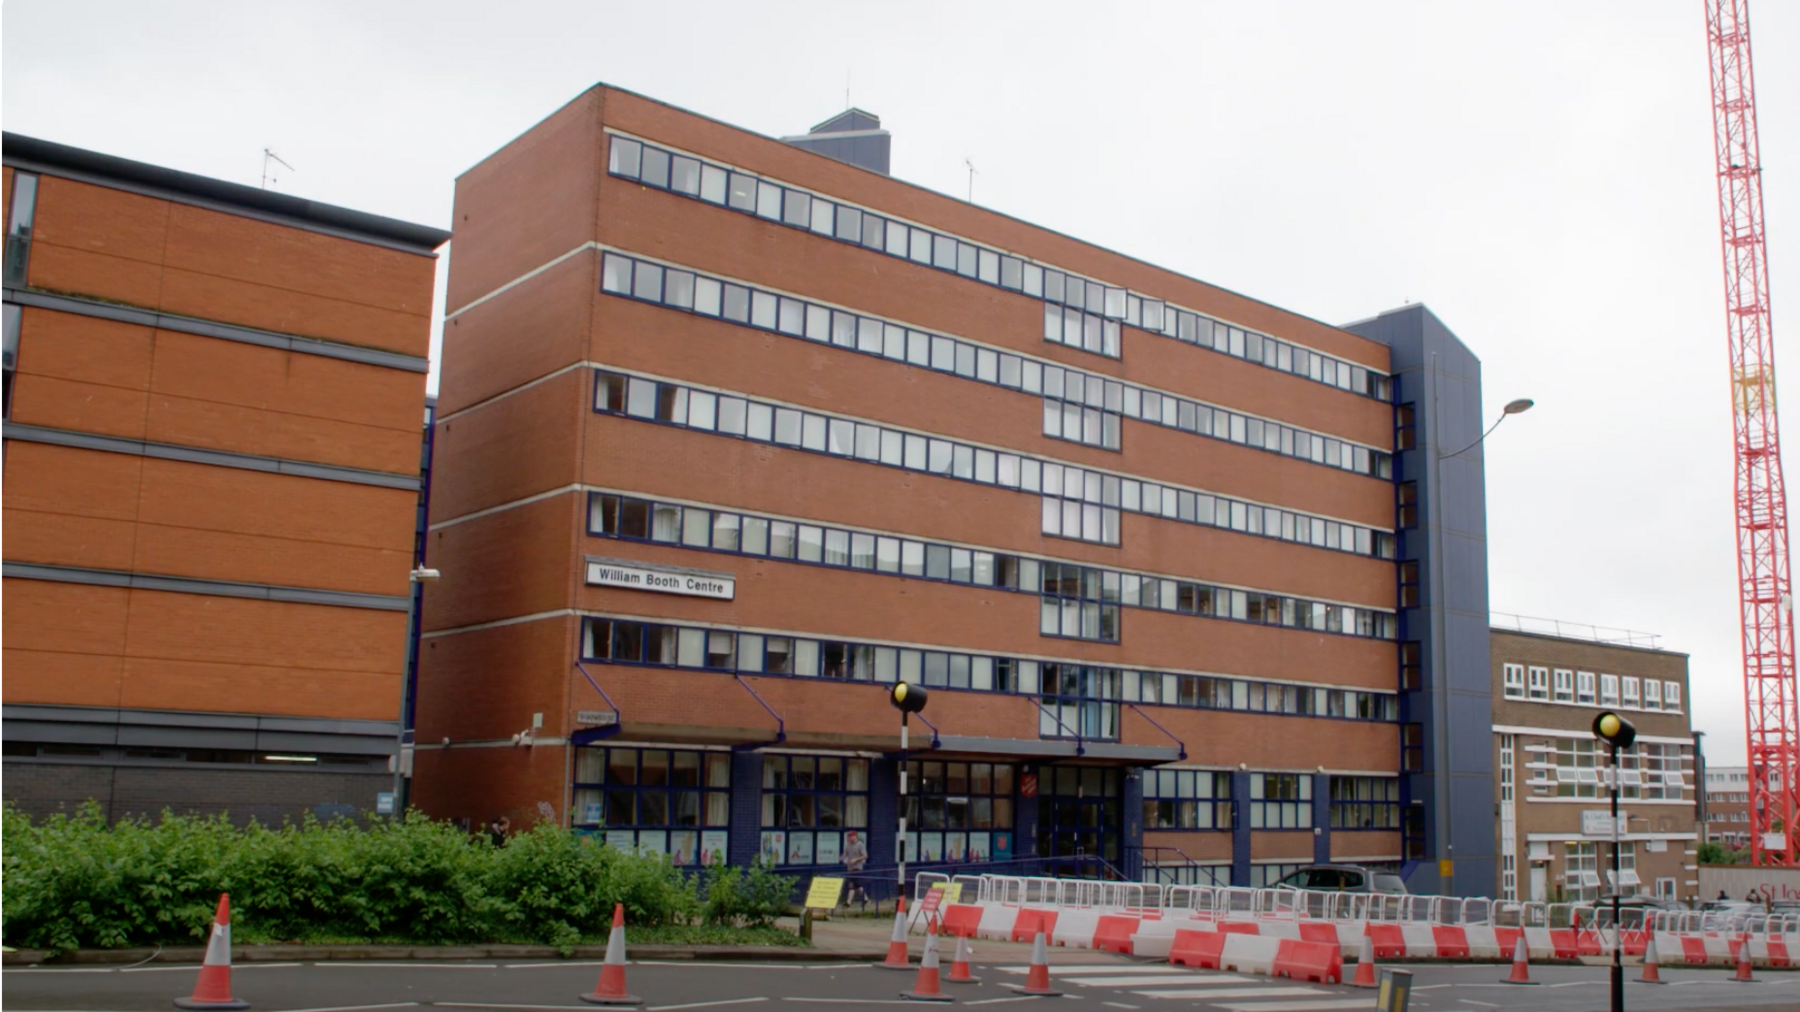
880, 896, 911, 970
946, 932, 980, 984
1500, 936, 1539, 985
1349, 931, 1378, 988
579, 903, 643, 1005
1015, 930, 1062, 997
900, 917, 953, 1002
174, 894, 248, 1010
1637, 935, 1665, 984
1734, 934, 1757, 983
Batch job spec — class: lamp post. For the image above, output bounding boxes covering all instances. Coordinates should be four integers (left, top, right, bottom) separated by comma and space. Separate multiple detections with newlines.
1595, 711, 1637, 1012
889, 681, 929, 912
1428, 385, 1533, 894
391, 566, 440, 815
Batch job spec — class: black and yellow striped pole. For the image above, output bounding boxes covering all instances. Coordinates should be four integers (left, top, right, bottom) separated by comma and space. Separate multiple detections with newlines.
891, 681, 930, 915
1593, 710, 1636, 1012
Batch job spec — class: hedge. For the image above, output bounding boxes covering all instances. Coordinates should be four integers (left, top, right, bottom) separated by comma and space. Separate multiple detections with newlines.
1, 803, 794, 954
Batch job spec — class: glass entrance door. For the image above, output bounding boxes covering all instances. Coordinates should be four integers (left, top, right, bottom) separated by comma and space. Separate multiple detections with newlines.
1037, 765, 1122, 877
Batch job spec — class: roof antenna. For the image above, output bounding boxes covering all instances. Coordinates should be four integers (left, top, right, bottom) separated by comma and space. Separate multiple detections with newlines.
262, 148, 294, 190
964, 158, 979, 203
845, 69, 851, 110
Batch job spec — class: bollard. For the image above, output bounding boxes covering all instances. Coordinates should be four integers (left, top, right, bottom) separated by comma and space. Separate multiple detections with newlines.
800, 907, 814, 943
1376, 967, 1413, 1012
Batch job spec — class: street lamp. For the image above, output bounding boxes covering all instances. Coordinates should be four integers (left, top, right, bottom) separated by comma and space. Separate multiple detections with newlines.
890, 681, 930, 914
1425, 386, 1534, 897
1594, 710, 1638, 1012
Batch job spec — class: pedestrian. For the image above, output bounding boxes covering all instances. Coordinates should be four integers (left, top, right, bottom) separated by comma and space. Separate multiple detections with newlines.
1720, 889, 1730, 901
844, 830, 869, 906
488, 815, 511, 847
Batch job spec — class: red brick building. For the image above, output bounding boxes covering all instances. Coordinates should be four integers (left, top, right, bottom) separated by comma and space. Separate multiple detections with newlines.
2, 135, 448, 824
416, 86, 1495, 892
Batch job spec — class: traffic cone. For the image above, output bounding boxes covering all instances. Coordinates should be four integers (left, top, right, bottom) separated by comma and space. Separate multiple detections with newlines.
174, 894, 248, 1010
1015, 930, 1062, 997
880, 896, 912, 970
1500, 936, 1539, 985
1637, 935, 1665, 984
579, 903, 642, 1005
1734, 934, 1757, 982
900, 917, 953, 1002
1349, 931, 1378, 988
946, 933, 980, 984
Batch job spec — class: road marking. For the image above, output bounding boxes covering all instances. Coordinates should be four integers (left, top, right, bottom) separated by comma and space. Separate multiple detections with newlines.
1458, 1002, 1502, 1008
1127, 987, 1328, 999
1411, 984, 1454, 990
1061, 974, 1241, 987
1209, 993, 1389, 1001
646, 1000, 769, 1011
634, 961, 810, 970
964, 999, 1042, 1006
0, 968, 118, 973
121, 964, 302, 973
1208, 1002, 1382, 1012
270, 1004, 424, 1012
317, 963, 499, 969
1546, 981, 1602, 988
436, 1004, 600, 1010
781, 1000, 916, 1006
502, 962, 607, 969
1102, 1004, 1140, 1010
997, 965, 1174, 975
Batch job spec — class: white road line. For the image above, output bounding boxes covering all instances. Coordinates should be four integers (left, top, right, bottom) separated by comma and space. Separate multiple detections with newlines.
502, 962, 607, 969
1411, 984, 1455, 990
436, 1004, 598, 1010
1546, 981, 1602, 988
1458, 1001, 1502, 1008
780, 1000, 916, 1006
633, 961, 809, 970
995, 964, 1168, 975
1102, 1004, 1141, 1010
1061, 974, 1242, 987
646, 999, 770, 1011
0, 968, 118, 973
1209, 993, 1389, 1001
964, 999, 1043, 1007
267, 1004, 424, 1012
1127, 986, 1328, 999
316, 963, 499, 969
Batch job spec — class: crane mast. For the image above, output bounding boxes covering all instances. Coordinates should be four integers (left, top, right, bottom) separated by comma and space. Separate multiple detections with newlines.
1707, 0, 1796, 866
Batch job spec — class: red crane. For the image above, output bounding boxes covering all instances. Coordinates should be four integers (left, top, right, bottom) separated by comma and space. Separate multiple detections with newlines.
1707, 0, 1796, 866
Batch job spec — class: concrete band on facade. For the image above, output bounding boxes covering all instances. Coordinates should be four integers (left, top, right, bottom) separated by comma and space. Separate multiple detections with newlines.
2, 563, 411, 611
3, 422, 423, 490
3, 287, 431, 373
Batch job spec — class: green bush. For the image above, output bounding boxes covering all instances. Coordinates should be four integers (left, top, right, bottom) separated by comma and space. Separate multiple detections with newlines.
0, 803, 783, 954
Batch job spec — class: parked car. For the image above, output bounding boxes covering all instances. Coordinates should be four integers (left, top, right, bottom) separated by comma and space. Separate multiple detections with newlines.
1274, 864, 1410, 895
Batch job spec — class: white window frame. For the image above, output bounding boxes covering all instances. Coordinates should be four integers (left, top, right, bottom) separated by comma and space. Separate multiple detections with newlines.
1665, 681, 1682, 712
1601, 673, 1620, 706
1577, 670, 1596, 705
1553, 668, 1574, 703
1622, 676, 1640, 707
1643, 679, 1662, 711
1527, 666, 1551, 701
1503, 663, 1526, 699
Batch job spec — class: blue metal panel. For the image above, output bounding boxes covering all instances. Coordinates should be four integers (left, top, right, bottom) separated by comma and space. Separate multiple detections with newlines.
728, 751, 764, 868
1231, 769, 1252, 886
1313, 773, 1331, 864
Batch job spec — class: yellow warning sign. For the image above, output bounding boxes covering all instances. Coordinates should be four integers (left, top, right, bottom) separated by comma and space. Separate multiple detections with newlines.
805, 876, 845, 910
941, 882, 963, 904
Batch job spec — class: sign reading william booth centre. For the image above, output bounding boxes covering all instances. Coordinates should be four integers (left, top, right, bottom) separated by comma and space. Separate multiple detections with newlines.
585, 557, 735, 600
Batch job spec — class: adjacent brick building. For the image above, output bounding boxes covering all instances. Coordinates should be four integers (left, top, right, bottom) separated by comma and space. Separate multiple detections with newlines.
1, 135, 449, 825
1490, 624, 1699, 904
1704, 765, 1752, 848
415, 84, 1498, 894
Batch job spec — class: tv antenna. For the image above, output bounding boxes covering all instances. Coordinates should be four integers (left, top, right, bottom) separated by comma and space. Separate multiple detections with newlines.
262, 148, 295, 190
964, 157, 979, 203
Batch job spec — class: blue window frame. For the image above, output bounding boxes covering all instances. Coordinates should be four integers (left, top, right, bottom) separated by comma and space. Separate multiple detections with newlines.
904, 760, 1017, 864
572, 746, 731, 865
1039, 664, 1120, 740
1329, 776, 1400, 830
759, 754, 869, 867
1143, 768, 1234, 830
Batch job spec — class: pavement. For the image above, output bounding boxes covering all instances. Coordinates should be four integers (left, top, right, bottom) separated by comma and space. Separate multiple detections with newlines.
9, 922, 1800, 1012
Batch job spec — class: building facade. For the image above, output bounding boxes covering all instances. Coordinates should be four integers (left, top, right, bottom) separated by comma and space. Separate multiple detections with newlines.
1704, 766, 1752, 848
1, 135, 449, 825
1491, 626, 1698, 904
415, 84, 1494, 894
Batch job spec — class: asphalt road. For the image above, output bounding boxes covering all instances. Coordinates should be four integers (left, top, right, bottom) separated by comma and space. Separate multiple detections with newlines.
7, 955, 1800, 1012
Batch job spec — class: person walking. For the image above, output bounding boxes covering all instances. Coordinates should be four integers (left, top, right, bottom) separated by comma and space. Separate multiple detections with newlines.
487, 815, 511, 847
844, 830, 869, 907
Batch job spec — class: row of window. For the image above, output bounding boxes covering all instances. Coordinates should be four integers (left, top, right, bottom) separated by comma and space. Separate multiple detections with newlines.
1502, 664, 1683, 712
3, 173, 36, 420
594, 370, 1393, 557
588, 493, 1398, 643
600, 249, 1391, 476
606, 134, 1393, 399
1523, 739, 1690, 800
1143, 769, 1233, 830
578, 617, 1400, 733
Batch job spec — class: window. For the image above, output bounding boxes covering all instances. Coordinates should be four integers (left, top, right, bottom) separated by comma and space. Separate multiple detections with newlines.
2, 302, 18, 418
1039, 562, 1120, 642
1502, 853, 1517, 903
903, 760, 1014, 863
1399, 561, 1420, 608
1039, 663, 1120, 740
1577, 670, 1597, 705
1042, 374, 1122, 451
760, 754, 869, 866
1601, 673, 1620, 706
1565, 841, 1600, 903
1643, 678, 1662, 711
5, 171, 39, 287
1143, 769, 1233, 830
573, 747, 730, 864
1329, 776, 1399, 829
1622, 676, 1641, 708
1402, 724, 1424, 773
1502, 663, 1525, 699
602, 137, 1396, 401
1395, 403, 1417, 451
1253, 864, 1308, 889
1400, 641, 1422, 691
1665, 681, 1681, 712
1553, 668, 1574, 703
1527, 666, 1550, 701
1397, 481, 1418, 528
1249, 773, 1312, 829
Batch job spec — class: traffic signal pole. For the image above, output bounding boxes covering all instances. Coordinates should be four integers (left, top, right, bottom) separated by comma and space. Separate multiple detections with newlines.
1594, 710, 1636, 1012
898, 709, 909, 911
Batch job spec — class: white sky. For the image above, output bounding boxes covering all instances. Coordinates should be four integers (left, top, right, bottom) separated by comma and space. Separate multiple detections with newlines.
5, 1, 1798, 766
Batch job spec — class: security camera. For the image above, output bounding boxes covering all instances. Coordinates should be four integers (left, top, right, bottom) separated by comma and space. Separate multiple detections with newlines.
410, 567, 442, 582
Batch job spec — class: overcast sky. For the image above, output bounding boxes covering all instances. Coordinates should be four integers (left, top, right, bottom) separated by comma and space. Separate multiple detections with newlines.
6, 1, 1798, 765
